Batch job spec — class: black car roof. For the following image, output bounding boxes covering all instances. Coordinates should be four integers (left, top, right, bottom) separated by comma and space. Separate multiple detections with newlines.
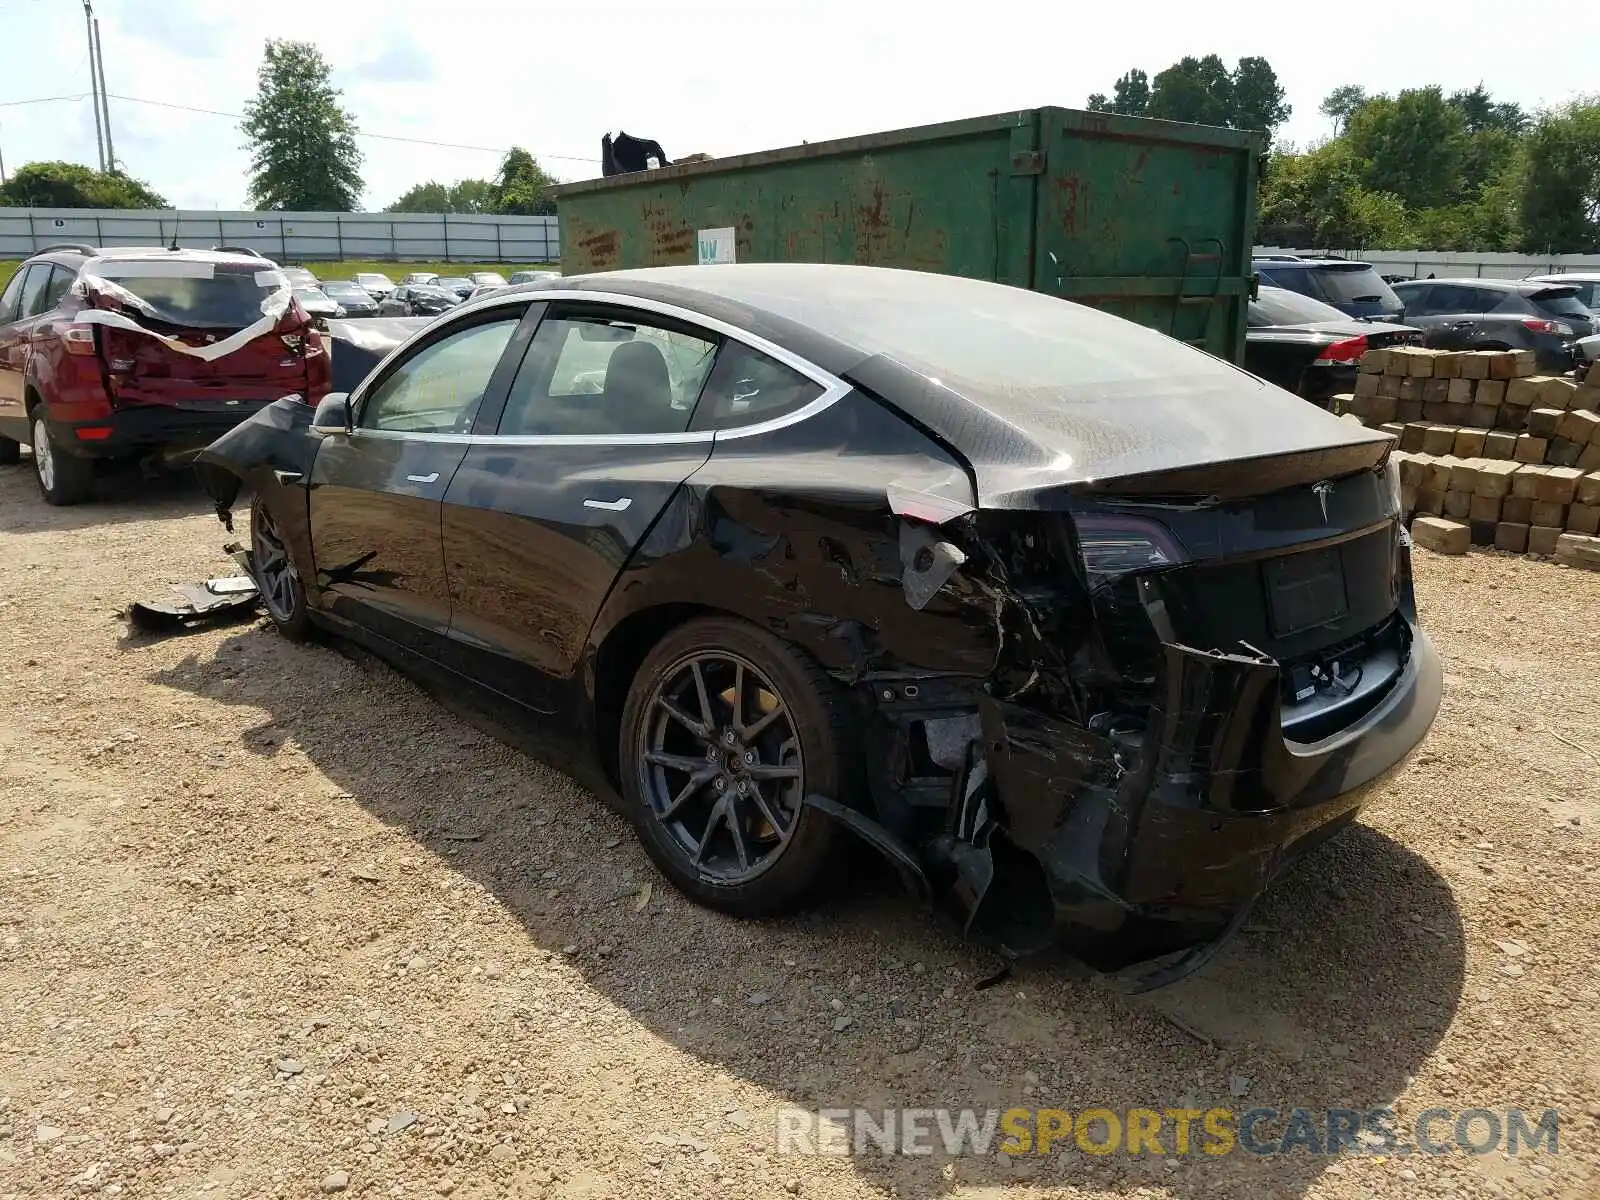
522, 264, 1387, 499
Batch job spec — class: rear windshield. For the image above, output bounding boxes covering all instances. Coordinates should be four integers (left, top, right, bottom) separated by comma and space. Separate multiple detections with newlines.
356, 274, 393, 287
1251, 288, 1348, 326
1531, 289, 1592, 318
1312, 264, 1400, 307
89, 259, 286, 329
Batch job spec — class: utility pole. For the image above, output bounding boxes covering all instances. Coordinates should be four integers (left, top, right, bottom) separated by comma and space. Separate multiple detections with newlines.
83, 0, 105, 171
94, 17, 114, 171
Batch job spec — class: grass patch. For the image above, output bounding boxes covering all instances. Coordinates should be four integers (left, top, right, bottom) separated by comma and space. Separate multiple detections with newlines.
0, 258, 558, 291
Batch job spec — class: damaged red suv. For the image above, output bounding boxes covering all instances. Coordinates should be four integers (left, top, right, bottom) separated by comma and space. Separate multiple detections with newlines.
0, 245, 329, 504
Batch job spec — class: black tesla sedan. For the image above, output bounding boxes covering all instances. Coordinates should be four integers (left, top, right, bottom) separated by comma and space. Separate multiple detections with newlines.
195, 265, 1441, 988
1245, 286, 1421, 407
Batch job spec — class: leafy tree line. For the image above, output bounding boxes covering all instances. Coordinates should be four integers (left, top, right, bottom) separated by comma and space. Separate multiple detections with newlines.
384, 147, 559, 216
1088, 57, 1600, 253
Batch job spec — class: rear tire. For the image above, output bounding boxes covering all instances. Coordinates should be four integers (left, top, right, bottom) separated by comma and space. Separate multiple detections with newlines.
0, 436, 19, 466
30, 415, 96, 506
250, 495, 311, 641
619, 616, 854, 916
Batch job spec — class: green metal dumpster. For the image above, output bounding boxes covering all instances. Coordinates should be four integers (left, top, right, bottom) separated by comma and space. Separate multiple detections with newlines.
554, 108, 1261, 362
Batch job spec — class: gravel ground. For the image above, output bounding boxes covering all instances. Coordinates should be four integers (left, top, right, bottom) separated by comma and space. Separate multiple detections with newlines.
1, 459, 1597, 1200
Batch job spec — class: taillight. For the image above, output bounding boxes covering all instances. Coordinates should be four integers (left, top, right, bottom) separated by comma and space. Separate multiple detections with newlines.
1073, 514, 1188, 589
1523, 317, 1574, 336
1314, 335, 1369, 365
63, 324, 98, 356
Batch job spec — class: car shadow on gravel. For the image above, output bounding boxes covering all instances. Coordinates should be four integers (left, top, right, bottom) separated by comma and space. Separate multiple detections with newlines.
151, 626, 1467, 1199
0, 455, 212, 533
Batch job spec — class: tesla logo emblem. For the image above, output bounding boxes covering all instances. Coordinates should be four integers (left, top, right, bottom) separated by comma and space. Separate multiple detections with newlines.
1312, 480, 1333, 523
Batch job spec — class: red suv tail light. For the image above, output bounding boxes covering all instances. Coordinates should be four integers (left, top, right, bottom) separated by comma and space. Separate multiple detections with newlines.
63, 324, 98, 356
1314, 335, 1369, 365
1523, 317, 1574, 336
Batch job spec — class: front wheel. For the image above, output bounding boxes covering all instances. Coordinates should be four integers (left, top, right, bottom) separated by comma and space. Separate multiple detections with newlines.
31, 415, 96, 505
619, 617, 854, 916
250, 496, 311, 641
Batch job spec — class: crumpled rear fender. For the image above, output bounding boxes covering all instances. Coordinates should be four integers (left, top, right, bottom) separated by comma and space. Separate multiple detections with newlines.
192, 395, 321, 518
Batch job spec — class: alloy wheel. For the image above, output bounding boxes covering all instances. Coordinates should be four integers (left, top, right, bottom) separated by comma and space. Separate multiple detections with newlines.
31, 418, 54, 493
251, 504, 299, 621
636, 651, 804, 884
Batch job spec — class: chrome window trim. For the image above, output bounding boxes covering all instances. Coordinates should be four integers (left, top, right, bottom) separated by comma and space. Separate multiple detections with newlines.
349, 288, 850, 446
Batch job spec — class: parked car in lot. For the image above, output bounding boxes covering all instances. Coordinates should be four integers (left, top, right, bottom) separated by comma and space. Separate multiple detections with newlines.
0, 244, 328, 504
352, 271, 397, 299
434, 276, 475, 300
281, 266, 320, 288
1391, 277, 1593, 373
293, 286, 343, 325
468, 270, 509, 289
1245, 286, 1421, 407
1523, 272, 1600, 313
509, 269, 561, 285
319, 280, 379, 318
375, 284, 459, 317
194, 264, 1440, 985
401, 272, 440, 286
1253, 255, 1404, 322
465, 284, 506, 302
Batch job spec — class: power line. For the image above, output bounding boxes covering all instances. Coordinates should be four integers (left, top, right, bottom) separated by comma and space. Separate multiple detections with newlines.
0, 93, 92, 108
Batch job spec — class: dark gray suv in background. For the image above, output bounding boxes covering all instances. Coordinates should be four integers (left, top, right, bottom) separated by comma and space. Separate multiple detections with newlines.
1390, 278, 1593, 373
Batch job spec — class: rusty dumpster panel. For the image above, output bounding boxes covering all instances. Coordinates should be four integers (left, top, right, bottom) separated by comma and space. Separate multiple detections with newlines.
554, 107, 1260, 363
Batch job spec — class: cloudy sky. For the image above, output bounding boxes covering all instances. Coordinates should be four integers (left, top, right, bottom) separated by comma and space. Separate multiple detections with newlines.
1, 0, 1594, 212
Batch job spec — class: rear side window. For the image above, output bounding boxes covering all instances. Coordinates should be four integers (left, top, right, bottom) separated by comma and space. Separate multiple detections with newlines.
38, 264, 76, 313
17, 265, 53, 318
1392, 283, 1430, 314
693, 340, 825, 429
499, 310, 717, 437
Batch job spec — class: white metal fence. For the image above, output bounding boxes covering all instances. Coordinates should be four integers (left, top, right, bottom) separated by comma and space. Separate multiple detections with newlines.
1256, 247, 1600, 280
0, 209, 561, 264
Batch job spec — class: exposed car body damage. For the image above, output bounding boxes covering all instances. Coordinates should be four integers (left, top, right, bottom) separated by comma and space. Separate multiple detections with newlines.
193, 265, 1441, 990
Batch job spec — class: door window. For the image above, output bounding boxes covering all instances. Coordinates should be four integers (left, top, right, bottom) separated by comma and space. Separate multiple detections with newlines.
0, 268, 28, 325
499, 309, 717, 436
37, 265, 76, 314
16, 265, 52, 320
359, 315, 520, 434
692, 339, 825, 429
1392, 284, 1432, 315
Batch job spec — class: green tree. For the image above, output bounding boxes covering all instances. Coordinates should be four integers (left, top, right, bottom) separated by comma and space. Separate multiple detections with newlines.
1229, 57, 1290, 139
1091, 58, 1288, 144
1319, 85, 1369, 135
240, 40, 363, 211
491, 147, 557, 216
385, 178, 496, 213
1343, 87, 1466, 210
1448, 84, 1528, 135
1518, 102, 1600, 252
1258, 142, 1410, 248
0, 161, 166, 208
1147, 54, 1234, 128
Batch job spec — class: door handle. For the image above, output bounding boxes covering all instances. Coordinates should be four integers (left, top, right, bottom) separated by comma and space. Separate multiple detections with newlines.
406, 472, 440, 484
583, 497, 632, 512
272, 469, 304, 486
